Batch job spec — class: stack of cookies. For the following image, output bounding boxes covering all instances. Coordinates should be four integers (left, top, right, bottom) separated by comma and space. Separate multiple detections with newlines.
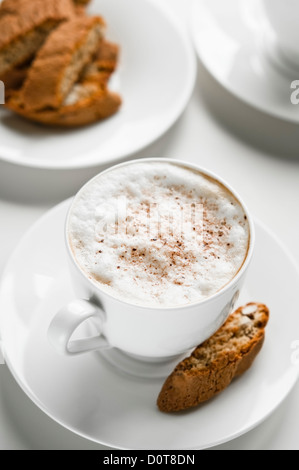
0, 0, 122, 127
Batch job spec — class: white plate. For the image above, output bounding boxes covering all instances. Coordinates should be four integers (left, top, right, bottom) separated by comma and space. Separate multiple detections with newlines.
0, 200, 298, 450
191, 0, 299, 123
0, 0, 196, 169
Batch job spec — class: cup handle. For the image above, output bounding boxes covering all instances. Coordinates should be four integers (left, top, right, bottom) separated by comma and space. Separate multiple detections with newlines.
48, 299, 110, 355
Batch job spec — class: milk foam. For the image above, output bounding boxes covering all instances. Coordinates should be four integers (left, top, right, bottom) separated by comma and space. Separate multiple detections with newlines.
69, 162, 250, 307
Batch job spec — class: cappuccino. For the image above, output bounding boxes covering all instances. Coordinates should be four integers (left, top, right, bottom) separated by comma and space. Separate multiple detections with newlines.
68, 162, 250, 307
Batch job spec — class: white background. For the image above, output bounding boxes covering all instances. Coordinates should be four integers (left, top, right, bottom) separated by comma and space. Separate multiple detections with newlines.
0, 0, 299, 449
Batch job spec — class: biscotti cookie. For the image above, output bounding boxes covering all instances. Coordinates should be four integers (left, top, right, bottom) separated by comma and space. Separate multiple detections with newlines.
0, 0, 75, 76
20, 16, 105, 111
157, 303, 270, 412
7, 80, 121, 126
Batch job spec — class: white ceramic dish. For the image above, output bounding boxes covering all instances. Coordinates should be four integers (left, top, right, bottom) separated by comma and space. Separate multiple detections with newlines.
191, 0, 299, 123
0, 200, 298, 449
0, 0, 196, 169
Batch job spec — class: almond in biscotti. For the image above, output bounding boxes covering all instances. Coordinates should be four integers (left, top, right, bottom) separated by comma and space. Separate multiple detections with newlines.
157, 303, 270, 413
21, 16, 105, 111
81, 40, 119, 87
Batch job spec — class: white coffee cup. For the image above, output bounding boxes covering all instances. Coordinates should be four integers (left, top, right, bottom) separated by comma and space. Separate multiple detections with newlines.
261, 0, 299, 67
48, 159, 255, 361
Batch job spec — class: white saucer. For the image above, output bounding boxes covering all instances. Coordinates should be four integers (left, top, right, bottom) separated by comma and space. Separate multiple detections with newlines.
191, 0, 299, 123
0, 0, 196, 170
0, 200, 299, 450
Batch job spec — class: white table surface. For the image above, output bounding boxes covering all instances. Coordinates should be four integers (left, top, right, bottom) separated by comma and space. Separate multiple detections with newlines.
0, 0, 299, 450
